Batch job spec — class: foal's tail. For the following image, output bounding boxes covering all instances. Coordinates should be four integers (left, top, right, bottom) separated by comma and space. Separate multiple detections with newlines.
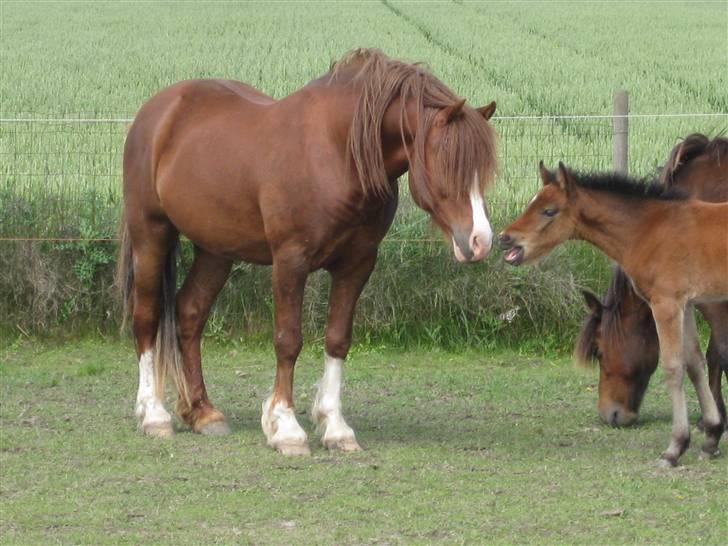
116, 211, 189, 404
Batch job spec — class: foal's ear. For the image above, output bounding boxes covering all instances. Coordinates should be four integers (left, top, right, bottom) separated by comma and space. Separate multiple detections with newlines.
477, 101, 496, 121
556, 161, 575, 194
436, 99, 466, 126
582, 290, 603, 317
539, 160, 557, 186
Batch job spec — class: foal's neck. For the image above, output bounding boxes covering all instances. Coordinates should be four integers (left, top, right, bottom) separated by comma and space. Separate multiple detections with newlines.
572, 189, 672, 265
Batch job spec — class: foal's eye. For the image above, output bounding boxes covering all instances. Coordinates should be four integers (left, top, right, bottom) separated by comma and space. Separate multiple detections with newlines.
542, 207, 559, 217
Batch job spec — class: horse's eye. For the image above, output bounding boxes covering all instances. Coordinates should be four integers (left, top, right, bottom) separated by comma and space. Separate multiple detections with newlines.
542, 207, 559, 217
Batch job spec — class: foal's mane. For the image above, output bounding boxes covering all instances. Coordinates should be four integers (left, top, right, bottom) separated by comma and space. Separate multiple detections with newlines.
659, 133, 728, 186
570, 170, 688, 201
328, 48, 497, 199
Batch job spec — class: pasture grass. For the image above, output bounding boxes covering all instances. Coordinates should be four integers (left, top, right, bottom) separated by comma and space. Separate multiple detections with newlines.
1, 339, 726, 545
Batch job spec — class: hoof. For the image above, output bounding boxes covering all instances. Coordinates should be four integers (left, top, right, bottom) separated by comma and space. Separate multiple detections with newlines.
199, 420, 231, 437
698, 448, 721, 461
657, 456, 678, 469
323, 437, 362, 452
273, 441, 311, 456
142, 422, 174, 438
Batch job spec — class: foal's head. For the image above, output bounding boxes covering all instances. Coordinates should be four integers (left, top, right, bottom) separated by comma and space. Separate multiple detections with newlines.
575, 272, 658, 426
498, 162, 577, 266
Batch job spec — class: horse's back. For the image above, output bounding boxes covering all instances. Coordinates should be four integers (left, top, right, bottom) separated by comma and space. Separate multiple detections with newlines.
123, 79, 280, 261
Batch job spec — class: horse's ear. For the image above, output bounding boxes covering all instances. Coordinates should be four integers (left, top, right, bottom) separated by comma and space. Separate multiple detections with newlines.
477, 101, 496, 121
436, 99, 466, 126
557, 161, 575, 194
582, 290, 603, 317
539, 160, 557, 186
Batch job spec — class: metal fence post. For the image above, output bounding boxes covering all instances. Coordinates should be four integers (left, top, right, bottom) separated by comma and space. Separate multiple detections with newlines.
613, 90, 629, 174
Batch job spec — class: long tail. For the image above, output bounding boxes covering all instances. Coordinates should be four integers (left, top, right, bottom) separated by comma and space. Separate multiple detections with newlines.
116, 210, 189, 404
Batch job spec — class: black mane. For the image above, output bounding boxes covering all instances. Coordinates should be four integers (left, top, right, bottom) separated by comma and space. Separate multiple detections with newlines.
570, 170, 689, 201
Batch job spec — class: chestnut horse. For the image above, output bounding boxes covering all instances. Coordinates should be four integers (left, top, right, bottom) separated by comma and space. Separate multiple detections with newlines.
117, 49, 498, 455
499, 162, 727, 466
575, 135, 728, 428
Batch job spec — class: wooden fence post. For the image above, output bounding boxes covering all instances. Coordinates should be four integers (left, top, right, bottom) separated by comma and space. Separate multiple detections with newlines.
613, 90, 629, 174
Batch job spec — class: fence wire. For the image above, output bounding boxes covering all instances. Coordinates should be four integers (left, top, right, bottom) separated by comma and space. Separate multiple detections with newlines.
1, 113, 726, 241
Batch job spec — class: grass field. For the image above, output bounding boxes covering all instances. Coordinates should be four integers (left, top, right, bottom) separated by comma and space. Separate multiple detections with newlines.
1, 340, 727, 544
2, 1, 727, 342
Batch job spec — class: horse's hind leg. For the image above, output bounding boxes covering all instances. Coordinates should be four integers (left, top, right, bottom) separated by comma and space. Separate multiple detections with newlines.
312, 252, 377, 452
175, 249, 233, 435
131, 221, 177, 438
700, 303, 728, 432
682, 307, 722, 459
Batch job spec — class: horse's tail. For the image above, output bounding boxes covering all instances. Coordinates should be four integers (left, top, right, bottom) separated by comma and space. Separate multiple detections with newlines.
116, 209, 135, 334
116, 209, 189, 404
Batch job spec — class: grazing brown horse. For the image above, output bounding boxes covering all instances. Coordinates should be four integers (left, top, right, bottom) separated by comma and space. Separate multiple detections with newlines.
575, 135, 728, 428
117, 49, 498, 455
499, 162, 727, 466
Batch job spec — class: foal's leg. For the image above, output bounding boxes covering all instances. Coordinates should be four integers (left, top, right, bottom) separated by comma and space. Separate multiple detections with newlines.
651, 301, 690, 467
700, 303, 728, 432
682, 308, 722, 459
261, 252, 310, 455
175, 249, 233, 436
312, 253, 377, 452
131, 223, 176, 438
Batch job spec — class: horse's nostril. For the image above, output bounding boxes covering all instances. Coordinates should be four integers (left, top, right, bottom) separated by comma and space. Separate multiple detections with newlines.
498, 233, 512, 248
472, 235, 481, 252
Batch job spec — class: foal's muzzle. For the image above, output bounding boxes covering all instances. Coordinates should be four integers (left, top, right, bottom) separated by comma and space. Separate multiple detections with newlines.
498, 232, 524, 266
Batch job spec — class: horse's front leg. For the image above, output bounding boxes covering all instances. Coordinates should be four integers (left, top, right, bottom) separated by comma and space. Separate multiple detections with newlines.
312, 252, 377, 452
261, 252, 310, 455
651, 301, 690, 467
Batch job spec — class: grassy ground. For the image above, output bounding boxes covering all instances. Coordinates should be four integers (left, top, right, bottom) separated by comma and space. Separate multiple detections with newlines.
1, 339, 726, 545
2, 1, 727, 341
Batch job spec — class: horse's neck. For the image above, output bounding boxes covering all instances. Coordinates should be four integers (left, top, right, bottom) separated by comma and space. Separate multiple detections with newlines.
572, 190, 667, 265
380, 96, 417, 181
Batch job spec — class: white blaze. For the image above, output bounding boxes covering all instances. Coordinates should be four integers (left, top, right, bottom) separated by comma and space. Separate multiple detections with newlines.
469, 173, 493, 248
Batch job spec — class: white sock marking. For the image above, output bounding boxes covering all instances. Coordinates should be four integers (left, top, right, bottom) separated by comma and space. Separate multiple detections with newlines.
135, 350, 172, 428
261, 396, 307, 447
312, 353, 357, 445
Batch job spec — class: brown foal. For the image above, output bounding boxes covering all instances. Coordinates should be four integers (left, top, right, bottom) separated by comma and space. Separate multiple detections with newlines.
117, 49, 498, 455
499, 162, 727, 466
575, 135, 728, 428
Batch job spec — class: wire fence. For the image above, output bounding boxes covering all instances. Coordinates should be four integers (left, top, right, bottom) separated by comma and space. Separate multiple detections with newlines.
1, 111, 727, 242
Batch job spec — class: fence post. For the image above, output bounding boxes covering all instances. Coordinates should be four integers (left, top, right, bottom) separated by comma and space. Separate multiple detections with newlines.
613, 90, 629, 174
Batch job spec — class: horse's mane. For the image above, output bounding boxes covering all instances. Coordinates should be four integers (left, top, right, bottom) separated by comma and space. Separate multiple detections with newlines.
570, 170, 688, 201
574, 268, 633, 367
659, 133, 728, 186
328, 48, 497, 199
